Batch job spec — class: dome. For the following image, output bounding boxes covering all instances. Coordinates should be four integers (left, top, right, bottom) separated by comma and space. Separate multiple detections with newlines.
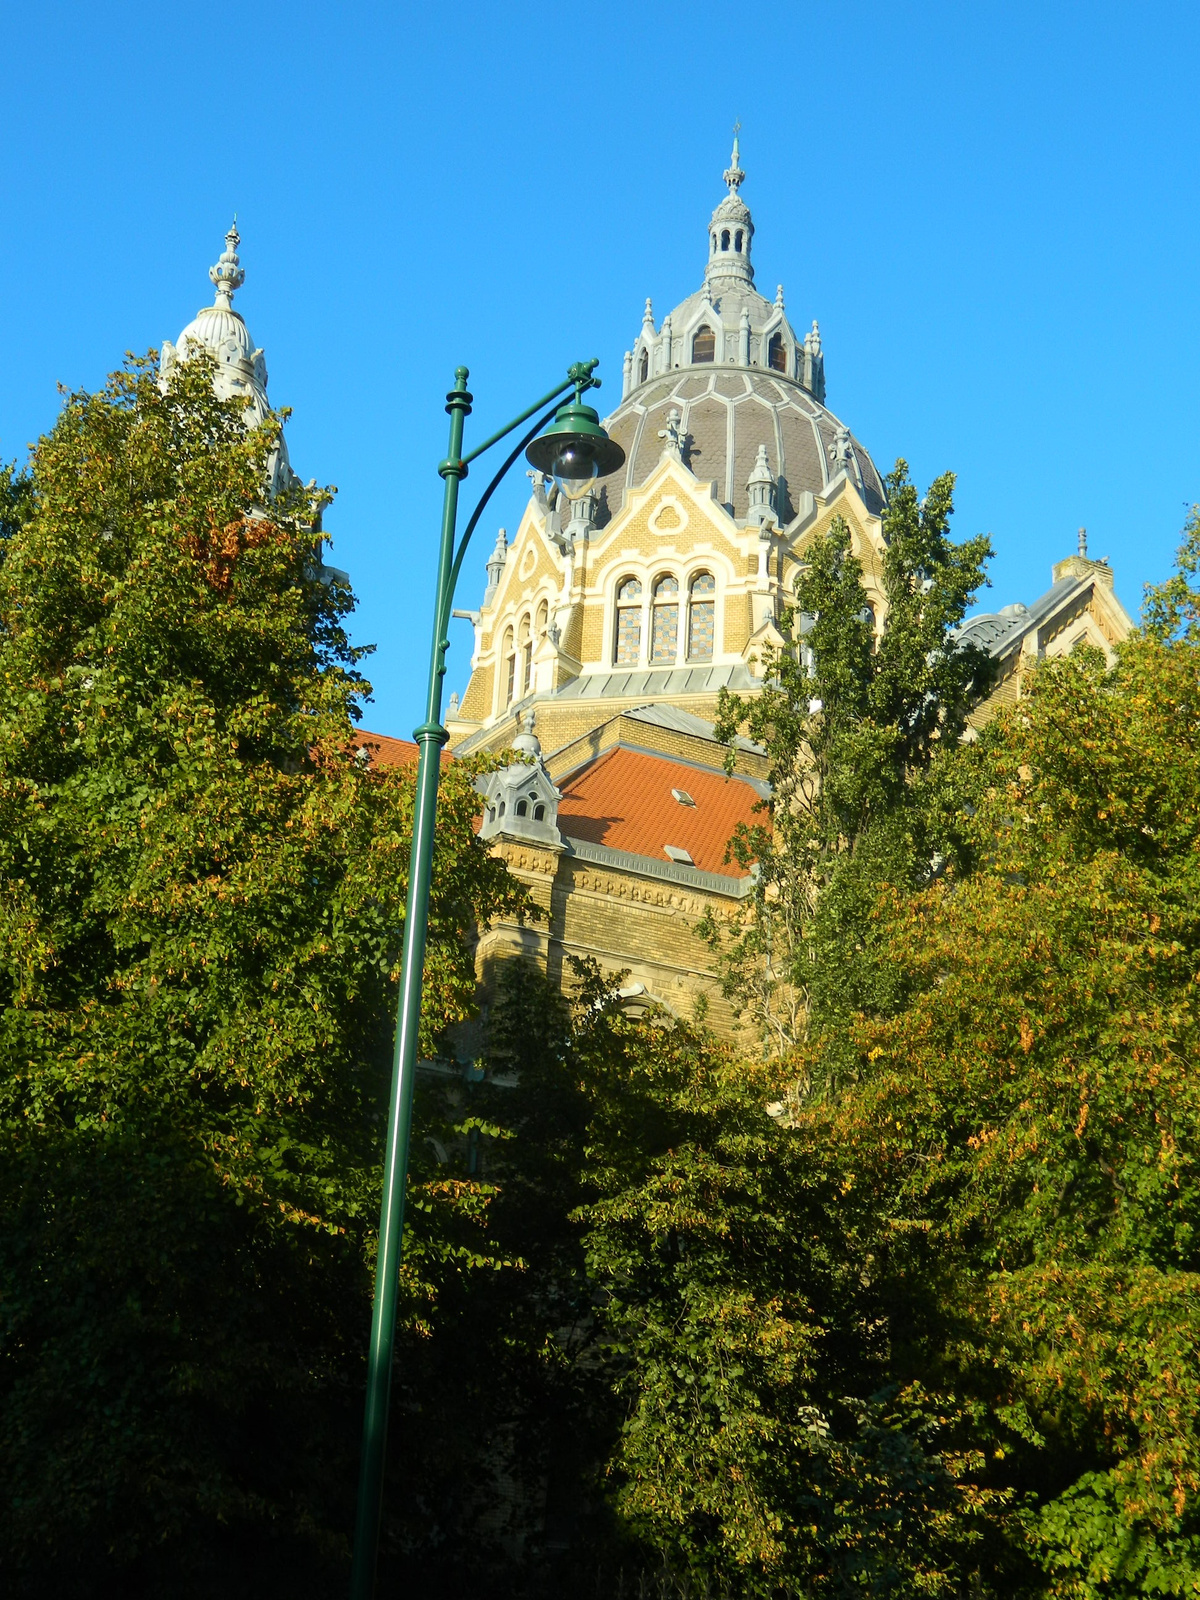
600, 140, 885, 525
597, 367, 885, 525
159, 221, 293, 490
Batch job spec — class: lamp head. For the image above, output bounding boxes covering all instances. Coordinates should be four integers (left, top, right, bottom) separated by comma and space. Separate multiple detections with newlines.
526, 397, 625, 501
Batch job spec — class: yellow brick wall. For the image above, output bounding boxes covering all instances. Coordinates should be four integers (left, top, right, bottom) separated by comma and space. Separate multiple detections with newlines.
580, 603, 604, 665
560, 602, 584, 664
476, 840, 753, 1041
544, 711, 770, 781
459, 659, 494, 723
969, 661, 1020, 727
723, 592, 751, 654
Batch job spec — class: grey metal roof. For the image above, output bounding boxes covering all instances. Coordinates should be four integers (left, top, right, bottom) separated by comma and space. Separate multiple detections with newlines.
563, 836, 754, 899
955, 577, 1085, 659
623, 700, 767, 754
596, 367, 884, 525
554, 663, 758, 701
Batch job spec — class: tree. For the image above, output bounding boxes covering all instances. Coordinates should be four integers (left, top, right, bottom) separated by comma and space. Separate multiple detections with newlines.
0, 354, 525, 1595
0, 459, 33, 571
814, 516, 1200, 1595
570, 996, 1004, 1597
707, 463, 991, 1067
453, 959, 999, 1598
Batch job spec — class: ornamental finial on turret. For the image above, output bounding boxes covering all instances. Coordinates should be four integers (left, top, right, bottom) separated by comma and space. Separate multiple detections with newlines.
209, 217, 245, 310
723, 121, 745, 193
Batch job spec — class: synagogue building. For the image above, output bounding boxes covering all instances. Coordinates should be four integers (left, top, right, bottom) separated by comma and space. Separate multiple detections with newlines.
161, 148, 1133, 1040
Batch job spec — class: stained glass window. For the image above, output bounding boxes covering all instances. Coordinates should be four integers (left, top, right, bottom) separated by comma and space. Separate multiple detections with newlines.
503, 626, 516, 704
615, 577, 642, 664
652, 574, 679, 663
519, 616, 533, 695
687, 572, 716, 660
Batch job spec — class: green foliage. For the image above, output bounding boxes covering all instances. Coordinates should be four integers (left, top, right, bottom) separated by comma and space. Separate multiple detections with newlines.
809, 532, 1200, 1594
0, 354, 525, 1594
573, 1001, 1004, 1596
0, 460, 34, 564
473, 962, 1000, 1596
708, 463, 991, 1062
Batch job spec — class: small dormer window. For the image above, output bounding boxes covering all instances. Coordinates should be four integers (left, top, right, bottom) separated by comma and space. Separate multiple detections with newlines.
692, 326, 716, 364
515, 799, 528, 817
639, 348, 649, 383
533, 803, 545, 822
768, 333, 787, 373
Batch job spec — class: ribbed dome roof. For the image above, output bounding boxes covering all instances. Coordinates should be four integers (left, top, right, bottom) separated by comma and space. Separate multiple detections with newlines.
597, 368, 885, 525
175, 303, 255, 364
600, 139, 886, 527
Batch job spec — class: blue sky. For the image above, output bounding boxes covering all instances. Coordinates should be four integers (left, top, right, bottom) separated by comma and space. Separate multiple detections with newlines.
5, 1, 1199, 735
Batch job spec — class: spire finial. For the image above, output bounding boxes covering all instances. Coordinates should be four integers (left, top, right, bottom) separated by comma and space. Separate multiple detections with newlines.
1078, 526, 1088, 558
209, 216, 246, 310
723, 121, 745, 193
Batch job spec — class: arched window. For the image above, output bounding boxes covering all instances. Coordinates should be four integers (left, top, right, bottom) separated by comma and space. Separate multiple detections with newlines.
536, 598, 549, 637
720, 229, 730, 251
735, 229, 743, 251
515, 799, 528, 817
503, 626, 516, 706
687, 572, 716, 661
768, 332, 787, 373
533, 802, 546, 822
638, 348, 649, 383
614, 576, 642, 664
692, 325, 715, 364
651, 574, 679, 663
710, 232, 717, 255
519, 614, 533, 696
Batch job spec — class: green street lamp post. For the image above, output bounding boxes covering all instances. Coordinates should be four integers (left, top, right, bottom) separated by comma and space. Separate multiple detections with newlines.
349, 360, 624, 1598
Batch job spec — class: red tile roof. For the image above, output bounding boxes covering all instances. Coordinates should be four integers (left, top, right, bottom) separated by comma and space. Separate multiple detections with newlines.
355, 731, 453, 768
356, 731, 418, 766
556, 745, 763, 877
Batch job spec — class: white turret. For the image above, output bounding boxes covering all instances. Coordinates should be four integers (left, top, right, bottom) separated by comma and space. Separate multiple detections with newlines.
625, 136, 824, 399
159, 221, 296, 497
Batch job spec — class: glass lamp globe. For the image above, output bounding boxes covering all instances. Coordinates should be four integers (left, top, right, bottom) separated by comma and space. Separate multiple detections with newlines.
526, 398, 625, 502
